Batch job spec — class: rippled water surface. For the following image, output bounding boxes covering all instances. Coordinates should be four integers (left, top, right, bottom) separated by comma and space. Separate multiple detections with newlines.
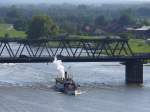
0, 62, 150, 112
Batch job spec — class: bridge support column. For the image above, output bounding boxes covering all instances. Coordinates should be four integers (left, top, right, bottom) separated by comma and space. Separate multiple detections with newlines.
125, 60, 143, 84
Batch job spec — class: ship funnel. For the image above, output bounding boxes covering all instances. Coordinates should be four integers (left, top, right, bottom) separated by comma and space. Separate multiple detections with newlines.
65, 71, 68, 79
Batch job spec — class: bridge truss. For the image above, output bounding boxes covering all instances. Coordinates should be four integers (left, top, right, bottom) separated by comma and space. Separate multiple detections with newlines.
0, 38, 133, 58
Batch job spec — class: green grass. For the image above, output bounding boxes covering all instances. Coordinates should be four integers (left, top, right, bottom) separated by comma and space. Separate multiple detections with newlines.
69, 35, 101, 39
73, 35, 150, 53
78, 35, 97, 39
72, 36, 150, 53
0, 23, 26, 39
77, 35, 150, 53
129, 39, 150, 53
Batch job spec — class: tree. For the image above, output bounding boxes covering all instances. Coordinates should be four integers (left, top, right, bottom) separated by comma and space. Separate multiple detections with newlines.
95, 15, 109, 27
118, 9, 136, 26
0, 18, 5, 23
27, 15, 59, 39
14, 18, 28, 31
5, 6, 22, 24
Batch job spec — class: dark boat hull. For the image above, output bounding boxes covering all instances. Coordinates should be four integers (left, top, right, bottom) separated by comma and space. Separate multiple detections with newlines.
55, 78, 80, 95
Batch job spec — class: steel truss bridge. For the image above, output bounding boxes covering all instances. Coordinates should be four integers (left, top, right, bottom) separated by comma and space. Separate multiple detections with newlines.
0, 38, 150, 84
0, 38, 149, 63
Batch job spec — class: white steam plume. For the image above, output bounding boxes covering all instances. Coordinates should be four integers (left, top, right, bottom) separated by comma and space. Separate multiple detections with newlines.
53, 57, 65, 78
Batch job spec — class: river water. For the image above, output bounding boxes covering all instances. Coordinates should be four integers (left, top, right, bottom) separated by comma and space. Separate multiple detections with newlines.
0, 62, 150, 112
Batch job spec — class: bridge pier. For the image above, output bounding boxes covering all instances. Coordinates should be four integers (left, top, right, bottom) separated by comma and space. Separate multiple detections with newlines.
125, 60, 143, 84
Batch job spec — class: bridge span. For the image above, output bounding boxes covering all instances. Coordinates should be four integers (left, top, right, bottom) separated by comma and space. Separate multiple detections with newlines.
0, 38, 149, 84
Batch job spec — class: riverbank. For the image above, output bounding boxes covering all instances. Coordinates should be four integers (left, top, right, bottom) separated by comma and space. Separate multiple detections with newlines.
0, 23, 26, 38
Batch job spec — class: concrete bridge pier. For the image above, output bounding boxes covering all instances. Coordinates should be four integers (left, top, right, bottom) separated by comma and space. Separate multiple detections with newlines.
125, 60, 143, 84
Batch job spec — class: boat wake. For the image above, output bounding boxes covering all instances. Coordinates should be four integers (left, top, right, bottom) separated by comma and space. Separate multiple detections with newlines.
1, 63, 16, 66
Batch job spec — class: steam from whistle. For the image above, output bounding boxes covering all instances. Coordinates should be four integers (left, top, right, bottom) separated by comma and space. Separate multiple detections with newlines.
53, 57, 65, 78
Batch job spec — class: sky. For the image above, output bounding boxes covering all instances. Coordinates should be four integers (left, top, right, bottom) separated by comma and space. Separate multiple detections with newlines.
1, 0, 150, 5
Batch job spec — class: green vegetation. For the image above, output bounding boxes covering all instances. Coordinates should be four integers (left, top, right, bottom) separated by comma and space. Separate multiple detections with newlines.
129, 39, 150, 53
72, 36, 150, 53
70, 35, 99, 39
0, 23, 149, 54
66, 35, 150, 53
0, 24, 26, 38
1, 4, 150, 36
27, 15, 59, 39
0, 4, 149, 54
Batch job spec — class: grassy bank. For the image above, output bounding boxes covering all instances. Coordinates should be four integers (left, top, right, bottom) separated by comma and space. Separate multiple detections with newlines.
74, 35, 150, 53
129, 39, 150, 53
0, 24, 26, 39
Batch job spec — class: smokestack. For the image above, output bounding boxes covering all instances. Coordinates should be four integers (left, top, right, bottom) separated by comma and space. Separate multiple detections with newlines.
65, 71, 67, 79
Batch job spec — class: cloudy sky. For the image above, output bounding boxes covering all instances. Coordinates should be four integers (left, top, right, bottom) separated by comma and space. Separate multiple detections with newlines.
1, 0, 150, 4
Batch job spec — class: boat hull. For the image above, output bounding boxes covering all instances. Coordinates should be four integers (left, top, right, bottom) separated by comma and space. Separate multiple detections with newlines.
55, 72, 80, 95
55, 81, 80, 95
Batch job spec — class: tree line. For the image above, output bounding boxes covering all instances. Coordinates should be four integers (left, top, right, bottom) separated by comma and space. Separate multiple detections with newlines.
0, 4, 150, 39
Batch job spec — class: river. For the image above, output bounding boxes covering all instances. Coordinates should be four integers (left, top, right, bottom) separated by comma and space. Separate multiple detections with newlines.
0, 62, 150, 112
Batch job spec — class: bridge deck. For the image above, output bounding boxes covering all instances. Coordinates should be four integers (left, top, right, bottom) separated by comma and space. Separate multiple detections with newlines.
0, 56, 149, 63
